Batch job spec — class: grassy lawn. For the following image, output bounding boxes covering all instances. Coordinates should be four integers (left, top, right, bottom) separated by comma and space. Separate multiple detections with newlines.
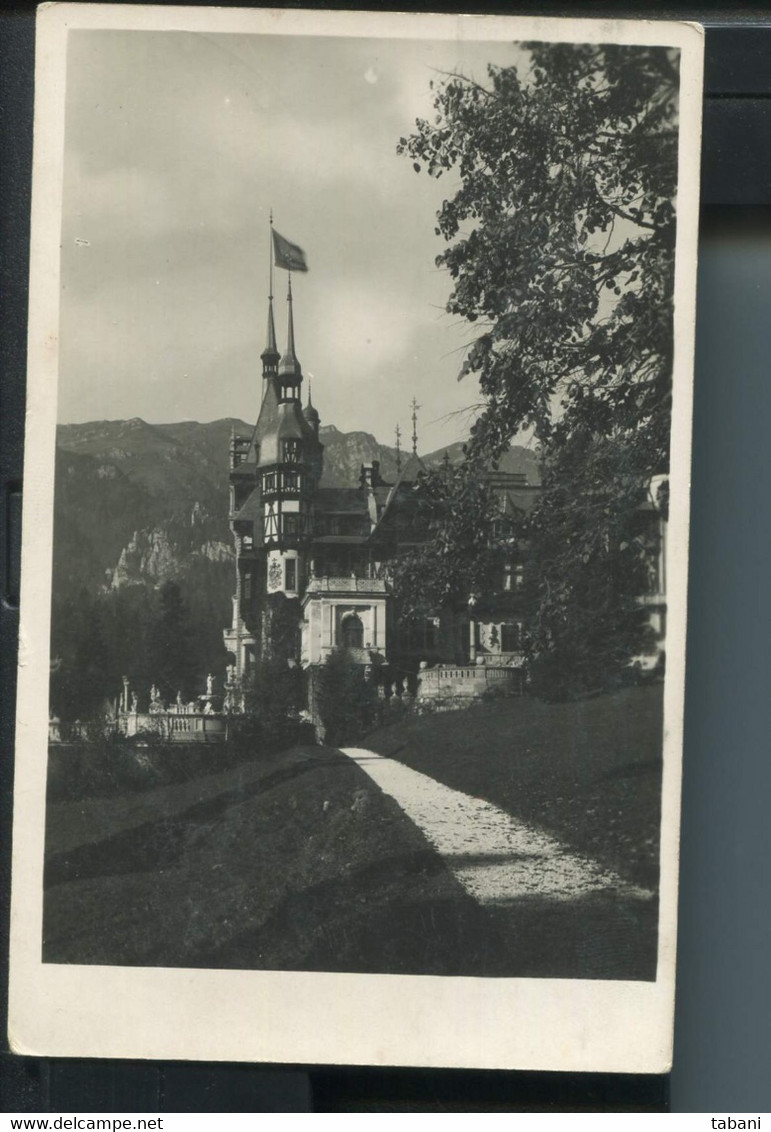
42, 685, 662, 980
44, 744, 496, 974
364, 683, 664, 891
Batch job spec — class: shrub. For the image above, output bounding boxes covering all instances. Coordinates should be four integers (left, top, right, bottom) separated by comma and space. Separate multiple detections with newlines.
315, 649, 379, 747
229, 657, 304, 756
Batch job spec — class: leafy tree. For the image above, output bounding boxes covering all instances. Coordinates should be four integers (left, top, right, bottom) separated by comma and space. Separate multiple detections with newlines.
262, 592, 302, 665
148, 580, 197, 702
397, 44, 678, 696
315, 649, 379, 747
399, 43, 679, 472
50, 589, 115, 721
230, 656, 304, 755
524, 430, 659, 699
390, 461, 514, 622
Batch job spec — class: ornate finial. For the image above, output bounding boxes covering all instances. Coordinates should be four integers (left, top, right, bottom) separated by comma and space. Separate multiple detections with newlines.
411, 397, 420, 456
395, 423, 402, 473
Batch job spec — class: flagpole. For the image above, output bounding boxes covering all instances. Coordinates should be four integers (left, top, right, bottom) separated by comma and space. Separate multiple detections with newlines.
269, 208, 274, 301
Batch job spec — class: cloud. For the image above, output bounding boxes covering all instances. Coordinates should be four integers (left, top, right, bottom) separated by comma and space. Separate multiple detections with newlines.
57, 28, 527, 448
309, 281, 415, 374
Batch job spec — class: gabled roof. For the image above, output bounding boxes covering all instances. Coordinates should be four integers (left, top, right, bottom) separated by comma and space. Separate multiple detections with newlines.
392, 453, 424, 487
234, 488, 262, 523
376, 453, 426, 523
316, 487, 368, 514
230, 461, 256, 478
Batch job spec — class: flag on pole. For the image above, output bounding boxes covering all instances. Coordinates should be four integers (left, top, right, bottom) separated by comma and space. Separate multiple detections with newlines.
272, 229, 309, 273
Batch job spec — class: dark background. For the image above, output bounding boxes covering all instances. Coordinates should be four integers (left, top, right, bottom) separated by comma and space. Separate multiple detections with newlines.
2, 1, 770, 1113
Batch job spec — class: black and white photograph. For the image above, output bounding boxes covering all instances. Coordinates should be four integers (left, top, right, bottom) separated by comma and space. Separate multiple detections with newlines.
9, 6, 703, 1071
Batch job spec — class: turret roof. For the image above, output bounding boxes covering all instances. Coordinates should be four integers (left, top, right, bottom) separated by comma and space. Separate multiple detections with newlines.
261, 295, 279, 361
278, 279, 301, 377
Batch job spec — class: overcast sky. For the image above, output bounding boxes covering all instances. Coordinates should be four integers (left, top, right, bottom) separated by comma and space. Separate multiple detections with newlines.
58, 29, 525, 451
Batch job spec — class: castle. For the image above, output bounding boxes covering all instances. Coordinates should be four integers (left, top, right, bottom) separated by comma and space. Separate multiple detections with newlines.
221, 261, 668, 711
222, 278, 537, 704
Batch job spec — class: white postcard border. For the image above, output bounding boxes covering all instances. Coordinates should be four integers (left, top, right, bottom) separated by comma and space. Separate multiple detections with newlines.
9, 4, 704, 1072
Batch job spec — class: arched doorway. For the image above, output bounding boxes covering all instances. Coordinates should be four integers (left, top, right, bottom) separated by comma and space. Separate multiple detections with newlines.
341, 612, 364, 650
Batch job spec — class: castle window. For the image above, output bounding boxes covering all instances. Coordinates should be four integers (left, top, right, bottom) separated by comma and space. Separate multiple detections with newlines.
283, 512, 300, 536
341, 613, 364, 650
263, 471, 277, 493
503, 563, 524, 591
243, 571, 252, 601
282, 469, 299, 491
283, 439, 301, 464
265, 504, 278, 541
501, 622, 522, 652
285, 558, 297, 592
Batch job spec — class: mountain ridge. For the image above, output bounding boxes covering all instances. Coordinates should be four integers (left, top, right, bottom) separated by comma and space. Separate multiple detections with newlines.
53, 418, 541, 599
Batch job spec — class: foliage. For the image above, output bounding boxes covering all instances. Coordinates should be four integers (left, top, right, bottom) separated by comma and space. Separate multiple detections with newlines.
389, 460, 516, 621
262, 592, 303, 664
399, 42, 679, 472
397, 44, 678, 696
147, 580, 198, 702
50, 569, 231, 721
315, 648, 379, 747
524, 431, 659, 699
229, 656, 304, 755
50, 588, 125, 721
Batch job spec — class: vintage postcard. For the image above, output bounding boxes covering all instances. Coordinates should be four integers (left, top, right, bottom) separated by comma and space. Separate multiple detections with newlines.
9, 5, 703, 1070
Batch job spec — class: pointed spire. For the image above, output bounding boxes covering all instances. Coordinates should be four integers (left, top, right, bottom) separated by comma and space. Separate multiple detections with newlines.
411, 397, 420, 456
261, 295, 279, 361
261, 211, 280, 387
304, 374, 320, 424
278, 275, 301, 379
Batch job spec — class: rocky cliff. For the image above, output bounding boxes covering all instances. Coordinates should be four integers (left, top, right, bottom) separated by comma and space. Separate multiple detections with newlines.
54, 417, 540, 598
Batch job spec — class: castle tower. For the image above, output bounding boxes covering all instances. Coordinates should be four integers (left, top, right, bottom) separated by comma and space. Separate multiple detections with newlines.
256, 280, 322, 607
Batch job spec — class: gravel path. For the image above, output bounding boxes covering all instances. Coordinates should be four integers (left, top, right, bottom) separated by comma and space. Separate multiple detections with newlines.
339, 747, 653, 905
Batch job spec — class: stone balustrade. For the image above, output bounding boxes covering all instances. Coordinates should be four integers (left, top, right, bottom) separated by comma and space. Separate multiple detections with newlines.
121, 711, 227, 744
417, 661, 524, 700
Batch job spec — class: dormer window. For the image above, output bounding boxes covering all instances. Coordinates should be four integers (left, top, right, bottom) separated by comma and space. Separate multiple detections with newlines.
283, 439, 301, 464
